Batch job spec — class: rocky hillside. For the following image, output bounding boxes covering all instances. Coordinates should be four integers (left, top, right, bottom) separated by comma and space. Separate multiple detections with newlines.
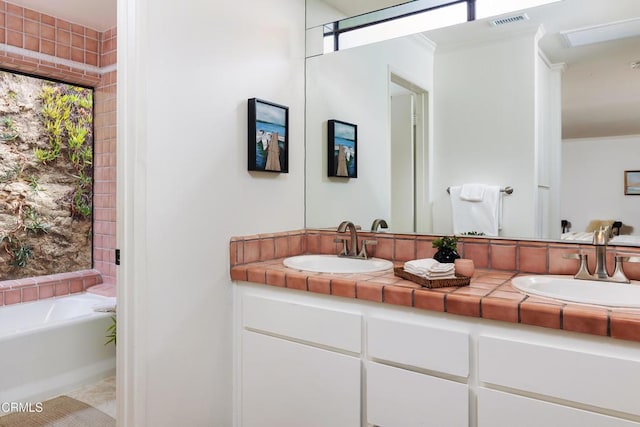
0, 71, 92, 280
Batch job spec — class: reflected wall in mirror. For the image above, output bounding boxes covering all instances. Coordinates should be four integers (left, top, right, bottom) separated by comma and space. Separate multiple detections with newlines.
305, 0, 640, 246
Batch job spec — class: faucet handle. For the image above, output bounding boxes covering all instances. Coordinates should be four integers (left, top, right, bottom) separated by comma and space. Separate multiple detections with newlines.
615, 255, 640, 263
563, 253, 586, 260
611, 255, 633, 284
358, 239, 377, 259
334, 237, 349, 256
563, 253, 592, 280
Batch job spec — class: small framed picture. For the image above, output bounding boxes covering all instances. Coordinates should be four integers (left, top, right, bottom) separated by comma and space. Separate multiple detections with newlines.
248, 98, 289, 173
624, 170, 640, 195
328, 119, 357, 178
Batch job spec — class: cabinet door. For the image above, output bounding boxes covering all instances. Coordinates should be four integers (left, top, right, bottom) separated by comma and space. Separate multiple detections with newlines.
367, 362, 468, 427
241, 331, 361, 427
478, 388, 640, 427
368, 317, 469, 377
479, 335, 640, 416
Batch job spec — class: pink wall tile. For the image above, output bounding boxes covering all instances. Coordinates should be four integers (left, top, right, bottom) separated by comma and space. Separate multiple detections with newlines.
463, 241, 489, 269
394, 238, 416, 262
548, 246, 581, 275
518, 245, 548, 273
22, 286, 37, 302
416, 237, 437, 259
0, 4, 119, 285
273, 236, 288, 258
5, 289, 21, 305
491, 244, 517, 271
244, 240, 260, 264
259, 238, 275, 261
375, 236, 394, 260
306, 233, 320, 254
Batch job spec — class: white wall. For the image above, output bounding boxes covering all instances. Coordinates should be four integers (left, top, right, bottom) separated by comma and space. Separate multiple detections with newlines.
306, 0, 345, 28
118, 0, 305, 425
432, 32, 538, 237
535, 52, 563, 239
305, 35, 434, 231
562, 135, 640, 235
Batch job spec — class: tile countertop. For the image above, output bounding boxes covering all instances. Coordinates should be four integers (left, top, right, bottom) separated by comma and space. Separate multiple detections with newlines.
230, 258, 640, 344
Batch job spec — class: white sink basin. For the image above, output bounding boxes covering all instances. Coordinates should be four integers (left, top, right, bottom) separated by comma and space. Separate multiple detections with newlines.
511, 275, 640, 308
283, 255, 393, 274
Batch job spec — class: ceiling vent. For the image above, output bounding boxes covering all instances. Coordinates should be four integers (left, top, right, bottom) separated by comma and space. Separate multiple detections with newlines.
489, 13, 530, 27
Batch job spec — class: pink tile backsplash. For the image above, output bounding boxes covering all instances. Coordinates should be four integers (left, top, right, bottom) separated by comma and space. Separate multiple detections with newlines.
0, 270, 103, 306
230, 230, 640, 282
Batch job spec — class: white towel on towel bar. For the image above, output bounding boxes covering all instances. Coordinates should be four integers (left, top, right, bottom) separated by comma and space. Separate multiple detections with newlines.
450, 185, 502, 236
460, 183, 486, 201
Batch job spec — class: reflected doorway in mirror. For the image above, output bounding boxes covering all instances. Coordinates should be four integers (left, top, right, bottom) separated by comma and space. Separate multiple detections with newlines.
328, 119, 357, 178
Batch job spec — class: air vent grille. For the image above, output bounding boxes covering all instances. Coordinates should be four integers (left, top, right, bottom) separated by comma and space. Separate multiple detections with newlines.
490, 13, 530, 27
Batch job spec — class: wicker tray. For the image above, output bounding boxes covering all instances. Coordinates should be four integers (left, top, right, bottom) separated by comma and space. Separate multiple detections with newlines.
394, 267, 470, 288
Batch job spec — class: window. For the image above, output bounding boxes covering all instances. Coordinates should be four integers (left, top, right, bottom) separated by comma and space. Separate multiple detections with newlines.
0, 70, 94, 279
323, 0, 561, 53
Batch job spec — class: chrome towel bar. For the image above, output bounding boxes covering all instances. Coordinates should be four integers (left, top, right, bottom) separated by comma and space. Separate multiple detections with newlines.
447, 186, 514, 195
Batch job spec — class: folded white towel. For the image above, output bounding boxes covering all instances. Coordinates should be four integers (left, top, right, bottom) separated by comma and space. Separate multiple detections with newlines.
404, 258, 455, 279
460, 183, 486, 202
450, 185, 501, 236
93, 305, 116, 313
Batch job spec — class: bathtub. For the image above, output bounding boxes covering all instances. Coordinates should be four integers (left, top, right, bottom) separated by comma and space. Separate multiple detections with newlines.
0, 293, 116, 406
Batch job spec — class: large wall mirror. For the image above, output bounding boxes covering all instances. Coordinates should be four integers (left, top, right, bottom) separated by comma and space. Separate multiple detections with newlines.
305, 0, 640, 246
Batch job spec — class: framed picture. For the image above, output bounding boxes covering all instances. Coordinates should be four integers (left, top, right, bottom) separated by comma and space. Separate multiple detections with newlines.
328, 119, 357, 178
624, 170, 640, 195
248, 98, 289, 173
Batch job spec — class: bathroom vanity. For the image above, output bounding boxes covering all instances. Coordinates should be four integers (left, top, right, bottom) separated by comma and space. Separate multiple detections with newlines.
231, 230, 640, 427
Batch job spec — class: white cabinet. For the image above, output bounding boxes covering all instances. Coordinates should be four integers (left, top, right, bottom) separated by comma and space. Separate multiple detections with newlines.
238, 291, 362, 427
235, 284, 640, 427
367, 362, 468, 427
366, 317, 469, 426
479, 335, 640, 418
241, 331, 361, 427
478, 388, 640, 427
368, 317, 469, 378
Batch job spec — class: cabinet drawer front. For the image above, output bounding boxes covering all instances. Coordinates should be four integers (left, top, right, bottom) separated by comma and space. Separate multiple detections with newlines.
242, 331, 361, 427
479, 336, 640, 416
243, 294, 361, 353
478, 387, 640, 427
367, 362, 468, 427
368, 317, 469, 377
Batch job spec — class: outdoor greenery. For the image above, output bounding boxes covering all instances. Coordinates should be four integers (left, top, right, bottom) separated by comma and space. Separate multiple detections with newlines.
0, 77, 93, 273
36, 83, 93, 219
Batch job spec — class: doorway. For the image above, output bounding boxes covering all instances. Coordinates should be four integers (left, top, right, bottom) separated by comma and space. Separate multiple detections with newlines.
389, 73, 429, 233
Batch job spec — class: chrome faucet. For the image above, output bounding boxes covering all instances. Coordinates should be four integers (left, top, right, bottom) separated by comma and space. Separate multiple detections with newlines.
567, 225, 639, 284
335, 221, 377, 259
336, 221, 359, 257
371, 218, 389, 232
592, 225, 610, 280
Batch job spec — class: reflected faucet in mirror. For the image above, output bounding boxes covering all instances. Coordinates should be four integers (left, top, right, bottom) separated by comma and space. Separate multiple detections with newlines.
371, 219, 389, 232
335, 221, 378, 259
565, 225, 640, 284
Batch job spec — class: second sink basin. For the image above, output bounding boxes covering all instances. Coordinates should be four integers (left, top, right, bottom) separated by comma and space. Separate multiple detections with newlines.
283, 255, 393, 274
511, 275, 640, 308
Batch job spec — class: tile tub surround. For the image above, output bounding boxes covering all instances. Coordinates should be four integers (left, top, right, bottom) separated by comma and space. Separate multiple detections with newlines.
0, 269, 103, 306
0, 2, 119, 284
230, 229, 640, 343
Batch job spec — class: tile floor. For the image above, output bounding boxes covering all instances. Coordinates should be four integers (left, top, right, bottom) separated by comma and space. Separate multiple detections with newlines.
65, 375, 116, 418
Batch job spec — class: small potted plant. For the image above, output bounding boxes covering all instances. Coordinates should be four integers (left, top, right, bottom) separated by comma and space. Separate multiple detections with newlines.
432, 235, 460, 263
